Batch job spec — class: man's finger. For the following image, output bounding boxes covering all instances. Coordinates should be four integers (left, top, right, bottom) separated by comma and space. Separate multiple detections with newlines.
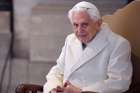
56, 86, 64, 92
64, 81, 71, 87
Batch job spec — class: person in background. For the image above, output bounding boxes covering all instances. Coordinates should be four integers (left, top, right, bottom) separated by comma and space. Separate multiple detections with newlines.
44, 1, 132, 93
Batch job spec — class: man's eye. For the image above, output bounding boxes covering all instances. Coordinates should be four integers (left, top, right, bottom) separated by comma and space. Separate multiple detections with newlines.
73, 23, 78, 28
82, 23, 88, 28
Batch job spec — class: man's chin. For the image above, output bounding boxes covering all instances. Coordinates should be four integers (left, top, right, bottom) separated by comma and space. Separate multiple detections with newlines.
80, 40, 88, 44
77, 37, 89, 43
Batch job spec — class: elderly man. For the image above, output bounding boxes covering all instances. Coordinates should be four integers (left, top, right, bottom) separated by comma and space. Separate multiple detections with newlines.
44, 1, 132, 93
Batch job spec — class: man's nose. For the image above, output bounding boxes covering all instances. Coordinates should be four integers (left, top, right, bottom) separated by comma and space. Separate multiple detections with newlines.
77, 25, 83, 32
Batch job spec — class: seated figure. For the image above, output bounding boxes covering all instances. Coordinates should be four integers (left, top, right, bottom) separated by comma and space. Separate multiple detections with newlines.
44, 1, 132, 93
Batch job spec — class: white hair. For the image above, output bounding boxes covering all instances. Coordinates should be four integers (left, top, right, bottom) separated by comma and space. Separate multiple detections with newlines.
68, 1, 101, 22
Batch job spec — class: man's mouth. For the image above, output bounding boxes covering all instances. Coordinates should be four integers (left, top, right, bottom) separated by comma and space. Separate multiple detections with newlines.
78, 34, 87, 37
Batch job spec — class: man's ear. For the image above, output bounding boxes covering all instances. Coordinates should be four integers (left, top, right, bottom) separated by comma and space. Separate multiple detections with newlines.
97, 19, 102, 27
96, 19, 102, 31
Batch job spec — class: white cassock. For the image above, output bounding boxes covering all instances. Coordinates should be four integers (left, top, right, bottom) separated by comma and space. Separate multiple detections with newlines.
43, 23, 132, 93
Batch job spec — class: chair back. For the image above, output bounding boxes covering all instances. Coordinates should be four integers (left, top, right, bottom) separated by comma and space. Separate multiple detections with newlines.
103, 1, 140, 92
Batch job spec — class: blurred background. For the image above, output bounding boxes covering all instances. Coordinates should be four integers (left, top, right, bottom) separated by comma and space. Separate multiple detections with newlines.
0, 0, 134, 93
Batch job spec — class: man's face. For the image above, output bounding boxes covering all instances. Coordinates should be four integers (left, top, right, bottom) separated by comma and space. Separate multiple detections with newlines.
71, 11, 101, 44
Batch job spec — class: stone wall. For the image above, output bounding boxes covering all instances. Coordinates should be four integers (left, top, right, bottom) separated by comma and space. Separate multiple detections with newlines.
30, 5, 72, 62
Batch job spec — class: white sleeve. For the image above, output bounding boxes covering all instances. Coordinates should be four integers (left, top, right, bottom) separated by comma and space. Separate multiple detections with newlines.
43, 37, 68, 93
82, 40, 132, 93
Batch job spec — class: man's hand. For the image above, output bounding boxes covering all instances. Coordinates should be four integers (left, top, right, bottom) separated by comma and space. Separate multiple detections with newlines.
63, 81, 82, 93
50, 81, 96, 93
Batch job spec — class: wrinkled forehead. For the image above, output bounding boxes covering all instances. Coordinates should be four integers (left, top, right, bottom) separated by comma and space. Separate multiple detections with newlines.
71, 11, 95, 23
72, 11, 90, 19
